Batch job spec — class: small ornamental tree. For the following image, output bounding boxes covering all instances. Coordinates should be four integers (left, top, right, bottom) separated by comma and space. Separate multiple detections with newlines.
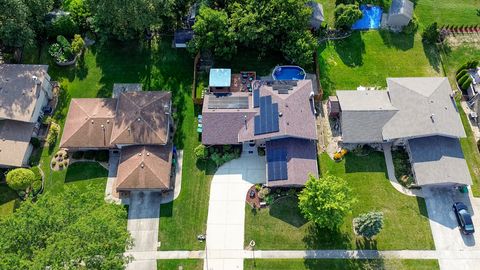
71, 34, 85, 55
6, 168, 36, 193
353, 211, 384, 239
298, 174, 356, 230
194, 144, 207, 160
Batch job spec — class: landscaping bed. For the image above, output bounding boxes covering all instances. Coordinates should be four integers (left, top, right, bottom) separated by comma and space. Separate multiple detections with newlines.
245, 153, 434, 250
392, 147, 414, 188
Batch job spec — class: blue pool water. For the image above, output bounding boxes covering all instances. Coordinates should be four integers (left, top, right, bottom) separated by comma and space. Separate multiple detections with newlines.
272, 66, 306, 80
352, 5, 383, 30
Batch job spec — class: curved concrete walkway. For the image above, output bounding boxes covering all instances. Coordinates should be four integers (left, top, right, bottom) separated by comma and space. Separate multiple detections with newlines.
382, 143, 423, 197
204, 150, 266, 270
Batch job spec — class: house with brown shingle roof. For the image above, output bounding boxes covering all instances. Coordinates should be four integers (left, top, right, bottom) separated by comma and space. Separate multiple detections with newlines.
60, 85, 174, 193
0, 64, 53, 167
201, 79, 319, 187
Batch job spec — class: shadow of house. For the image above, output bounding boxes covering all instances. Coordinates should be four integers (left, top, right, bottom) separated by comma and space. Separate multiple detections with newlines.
64, 162, 108, 183
268, 196, 308, 228
333, 32, 365, 68
379, 30, 415, 51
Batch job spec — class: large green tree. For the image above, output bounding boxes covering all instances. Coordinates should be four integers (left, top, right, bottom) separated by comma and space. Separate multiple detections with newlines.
6, 168, 36, 193
299, 174, 356, 230
87, 0, 173, 40
0, 185, 132, 269
334, 4, 362, 29
0, 0, 34, 47
229, 0, 311, 50
189, 6, 236, 59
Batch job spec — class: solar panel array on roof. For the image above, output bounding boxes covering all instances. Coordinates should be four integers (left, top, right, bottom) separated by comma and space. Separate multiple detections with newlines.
254, 95, 280, 135
207, 95, 249, 109
267, 147, 288, 181
253, 89, 260, 108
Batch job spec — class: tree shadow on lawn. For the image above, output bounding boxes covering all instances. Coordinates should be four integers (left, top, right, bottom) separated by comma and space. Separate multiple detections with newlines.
160, 201, 173, 217
332, 31, 365, 68
422, 41, 442, 73
269, 196, 308, 228
379, 30, 415, 51
303, 224, 352, 250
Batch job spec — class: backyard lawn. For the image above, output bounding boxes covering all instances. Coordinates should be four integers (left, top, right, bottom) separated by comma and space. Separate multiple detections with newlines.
157, 259, 203, 270
245, 152, 434, 250
22, 38, 213, 250
244, 259, 439, 270
0, 185, 17, 217
414, 0, 480, 28
319, 31, 441, 97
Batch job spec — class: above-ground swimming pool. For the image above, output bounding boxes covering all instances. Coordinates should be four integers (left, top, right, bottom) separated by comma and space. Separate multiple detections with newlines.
272, 66, 306, 80
352, 5, 383, 30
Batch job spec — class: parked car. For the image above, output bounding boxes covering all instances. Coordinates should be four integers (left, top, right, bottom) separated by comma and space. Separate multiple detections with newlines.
453, 202, 475, 235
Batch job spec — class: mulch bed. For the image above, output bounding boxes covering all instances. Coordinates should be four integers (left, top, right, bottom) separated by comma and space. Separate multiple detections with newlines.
246, 185, 261, 208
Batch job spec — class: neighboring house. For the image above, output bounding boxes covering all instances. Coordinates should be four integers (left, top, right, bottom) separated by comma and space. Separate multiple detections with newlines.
0, 64, 53, 167
387, 0, 414, 29
60, 86, 174, 195
307, 1, 324, 30
202, 79, 319, 187
336, 77, 471, 187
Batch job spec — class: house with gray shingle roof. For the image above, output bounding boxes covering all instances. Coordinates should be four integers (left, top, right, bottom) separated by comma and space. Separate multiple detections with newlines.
0, 64, 53, 167
336, 77, 471, 187
201, 79, 319, 187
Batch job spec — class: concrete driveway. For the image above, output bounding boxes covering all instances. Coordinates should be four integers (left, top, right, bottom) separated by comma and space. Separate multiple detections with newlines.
126, 191, 162, 270
204, 151, 266, 270
424, 187, 480, 269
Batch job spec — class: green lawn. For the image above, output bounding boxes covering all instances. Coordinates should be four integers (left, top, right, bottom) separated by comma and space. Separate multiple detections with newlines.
244, 259, 439, 270
319, 31, 441, 97
414, 0, 480, 28
157, 259, 203, 270
245, 152, 434, 250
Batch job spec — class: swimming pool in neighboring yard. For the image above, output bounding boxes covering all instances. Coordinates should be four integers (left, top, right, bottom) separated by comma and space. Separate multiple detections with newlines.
272, 66, 306, 80
352, 5, 383, 30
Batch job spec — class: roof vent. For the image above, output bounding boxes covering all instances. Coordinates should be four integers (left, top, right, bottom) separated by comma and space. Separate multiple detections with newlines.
430, 113, 435, 122
138, 153, 142, 156
146, 152, 150, 156
279, 112, 283, 117
106, 120, 110, 124
137, 118, 141, 122
91, 120, 94, 124
101, 124, 105, 129
141, 163, 144, 168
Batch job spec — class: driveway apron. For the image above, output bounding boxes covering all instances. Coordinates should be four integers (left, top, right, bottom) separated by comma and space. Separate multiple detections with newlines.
204, 153, 266, 270
424, 187, 480, 269
126, 191, 162, 270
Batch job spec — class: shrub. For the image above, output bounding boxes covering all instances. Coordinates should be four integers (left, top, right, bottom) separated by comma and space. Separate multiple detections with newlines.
255, 184, 262, 191
32, 180, 42, 193
194, 144, 207, 159
71, 34, 85, 55
42, 116, 53, 125
49, 16, 79, 38
466, 60, 479, 69
422, 22, 440, 43
258, 187, 271, 199
211, 152, 223, 167
461, 77, 473, 91
30, 137, 41, 148
6, 168, 36, 192
51, 160, 57, 166
257, 147, 265, 156
72, 151, 84, 159
456, 69, 468, 81
95, 150, 109, 162
47, 124, 60, 145
222, 145, 232, 152
402, 14, 418, 34
84, 150, 95, 160
458, 73, 470, 86
287, 188, 297, 197
353, 211, 384, 239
